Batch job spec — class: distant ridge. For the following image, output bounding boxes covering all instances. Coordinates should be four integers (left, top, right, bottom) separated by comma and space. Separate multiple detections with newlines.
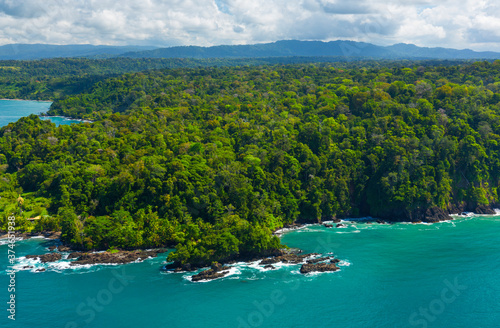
1, 41, 499, 61
120, 40, 500, 60
0, 44, 158, 60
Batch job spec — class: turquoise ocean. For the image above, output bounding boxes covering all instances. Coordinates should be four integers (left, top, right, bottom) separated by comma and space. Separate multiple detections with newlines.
1, 215, 499, 328
0, 99, 84, 127
1, 100, 499, 327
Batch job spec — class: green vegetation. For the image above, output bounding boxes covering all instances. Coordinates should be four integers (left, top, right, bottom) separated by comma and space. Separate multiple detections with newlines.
1, 60, 499, 267
0, 57, 361, 101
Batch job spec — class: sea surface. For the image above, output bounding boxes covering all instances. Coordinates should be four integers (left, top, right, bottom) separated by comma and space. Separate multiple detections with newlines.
0, 99, 84, 127
1, 215, 499, 328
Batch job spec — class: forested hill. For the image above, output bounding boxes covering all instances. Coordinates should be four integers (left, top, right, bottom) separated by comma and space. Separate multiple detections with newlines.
2, 41, 500, 60
0, 57, 383, 100
0, 57, 316, 100
122, 40, 500, 60
1, 61, 500, 267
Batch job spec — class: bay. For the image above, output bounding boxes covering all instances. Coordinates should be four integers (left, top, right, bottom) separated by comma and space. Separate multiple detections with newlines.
0, 99, 84, 127
1, 215, 499, 328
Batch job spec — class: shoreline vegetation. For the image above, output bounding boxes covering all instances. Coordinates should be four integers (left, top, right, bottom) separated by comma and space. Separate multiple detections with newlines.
2, 210, 497, 281
1, 60, 500, 271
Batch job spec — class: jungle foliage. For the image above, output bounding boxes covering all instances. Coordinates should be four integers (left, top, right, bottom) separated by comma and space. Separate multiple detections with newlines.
1, 60, 500, 266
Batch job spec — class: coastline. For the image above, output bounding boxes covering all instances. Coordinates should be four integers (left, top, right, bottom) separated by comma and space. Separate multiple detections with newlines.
3, 208, 498, 244
0, 98, 52, 103
40, 114, 93, 123
2, 209, 499, 274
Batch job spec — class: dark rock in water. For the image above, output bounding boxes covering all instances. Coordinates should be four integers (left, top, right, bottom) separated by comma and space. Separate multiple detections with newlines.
330, 258, 340, 264
36, 268, 46, 272
376, 219, 387, 224
307, 256, 333, 264
211, 262, 223, 271
164, 262, 194, 271
26, 253, 62, 263
474, 205, 496, 215
333, 218, 341, 223
376, 206, 452, 223
23, 266, 33, 269
260, 257, 279, 265
41, 253, 62, 263
277, 223, 304, 232
48, 246, 57, 251
323, 224, 333, 228
70, 249, 166, 266
281, 248, 303, 255
67, 252, 83, 259
264, 264, 275, 270
57, 245, 72, 252
336, 223, 346, 228
423, 207, 452, 222
191, 263, 230, 282
260, 253, 318, 265
300, 262, 339, 274
449, 203, 499, 216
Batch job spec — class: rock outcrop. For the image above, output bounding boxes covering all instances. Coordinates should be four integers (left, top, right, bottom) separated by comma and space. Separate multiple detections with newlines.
300, 262, 339, 274
67, 252, 83, 259
191, 263, 230, 282
70, 249, 166, 266
57, 245, 72, 252
260, 253, 319, 265
26, 253, 62, 263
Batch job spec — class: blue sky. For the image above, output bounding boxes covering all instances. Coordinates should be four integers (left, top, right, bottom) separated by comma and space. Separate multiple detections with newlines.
0, 0, 499, 51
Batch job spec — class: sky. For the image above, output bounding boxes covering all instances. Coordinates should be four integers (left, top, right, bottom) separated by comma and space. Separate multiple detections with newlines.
0, 0, 500, 51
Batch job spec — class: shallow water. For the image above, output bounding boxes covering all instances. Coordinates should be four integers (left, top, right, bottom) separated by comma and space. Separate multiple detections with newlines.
0, 99, 83, 126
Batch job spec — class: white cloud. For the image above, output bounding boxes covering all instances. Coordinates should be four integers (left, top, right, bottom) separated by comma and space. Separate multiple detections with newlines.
0, 0, 499, 51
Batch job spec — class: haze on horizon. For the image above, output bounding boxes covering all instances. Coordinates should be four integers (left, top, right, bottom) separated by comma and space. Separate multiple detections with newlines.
0, 0, 499, 52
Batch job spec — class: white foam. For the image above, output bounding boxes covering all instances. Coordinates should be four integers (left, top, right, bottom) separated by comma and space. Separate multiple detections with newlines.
0, 239, 11, 246
245, 260, 270, 272
338, 260, 351, 267
12, 256, 43, 272
341, 217, 375, 222
186, 265, 242, 283
274, 224, 314, 235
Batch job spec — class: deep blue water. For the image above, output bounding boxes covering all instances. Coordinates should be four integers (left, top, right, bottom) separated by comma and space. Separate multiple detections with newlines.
0, 99, 83, 126
1, 215, 499, 328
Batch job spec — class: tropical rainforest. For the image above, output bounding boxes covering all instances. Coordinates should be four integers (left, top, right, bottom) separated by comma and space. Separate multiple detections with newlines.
1, 59, 499, 267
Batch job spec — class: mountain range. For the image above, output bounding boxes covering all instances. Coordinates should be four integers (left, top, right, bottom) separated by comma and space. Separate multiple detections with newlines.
0, 44, 157, 60
1, 40, 499, 61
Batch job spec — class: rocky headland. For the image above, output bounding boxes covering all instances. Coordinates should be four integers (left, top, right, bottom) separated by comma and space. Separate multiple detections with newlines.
24, 249, 167, 267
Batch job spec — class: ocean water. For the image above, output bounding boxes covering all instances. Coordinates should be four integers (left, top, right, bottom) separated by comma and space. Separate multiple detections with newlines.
1, 215, 499, 328
0, 99, 83, 127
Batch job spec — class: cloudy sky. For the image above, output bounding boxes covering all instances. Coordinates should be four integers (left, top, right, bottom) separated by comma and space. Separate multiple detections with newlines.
0, 0, 500, 51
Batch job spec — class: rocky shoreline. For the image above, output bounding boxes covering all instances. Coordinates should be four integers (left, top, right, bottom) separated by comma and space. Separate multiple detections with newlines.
191, 263, 231, 282
70, 249, 167, 265
0, 231, 61, 240
4, 207, 498, 279
23, 249, 167, 268
166, 250, 342, 281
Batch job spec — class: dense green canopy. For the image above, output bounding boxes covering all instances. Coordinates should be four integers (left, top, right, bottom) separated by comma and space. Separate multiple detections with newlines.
1, 60, 499, 266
